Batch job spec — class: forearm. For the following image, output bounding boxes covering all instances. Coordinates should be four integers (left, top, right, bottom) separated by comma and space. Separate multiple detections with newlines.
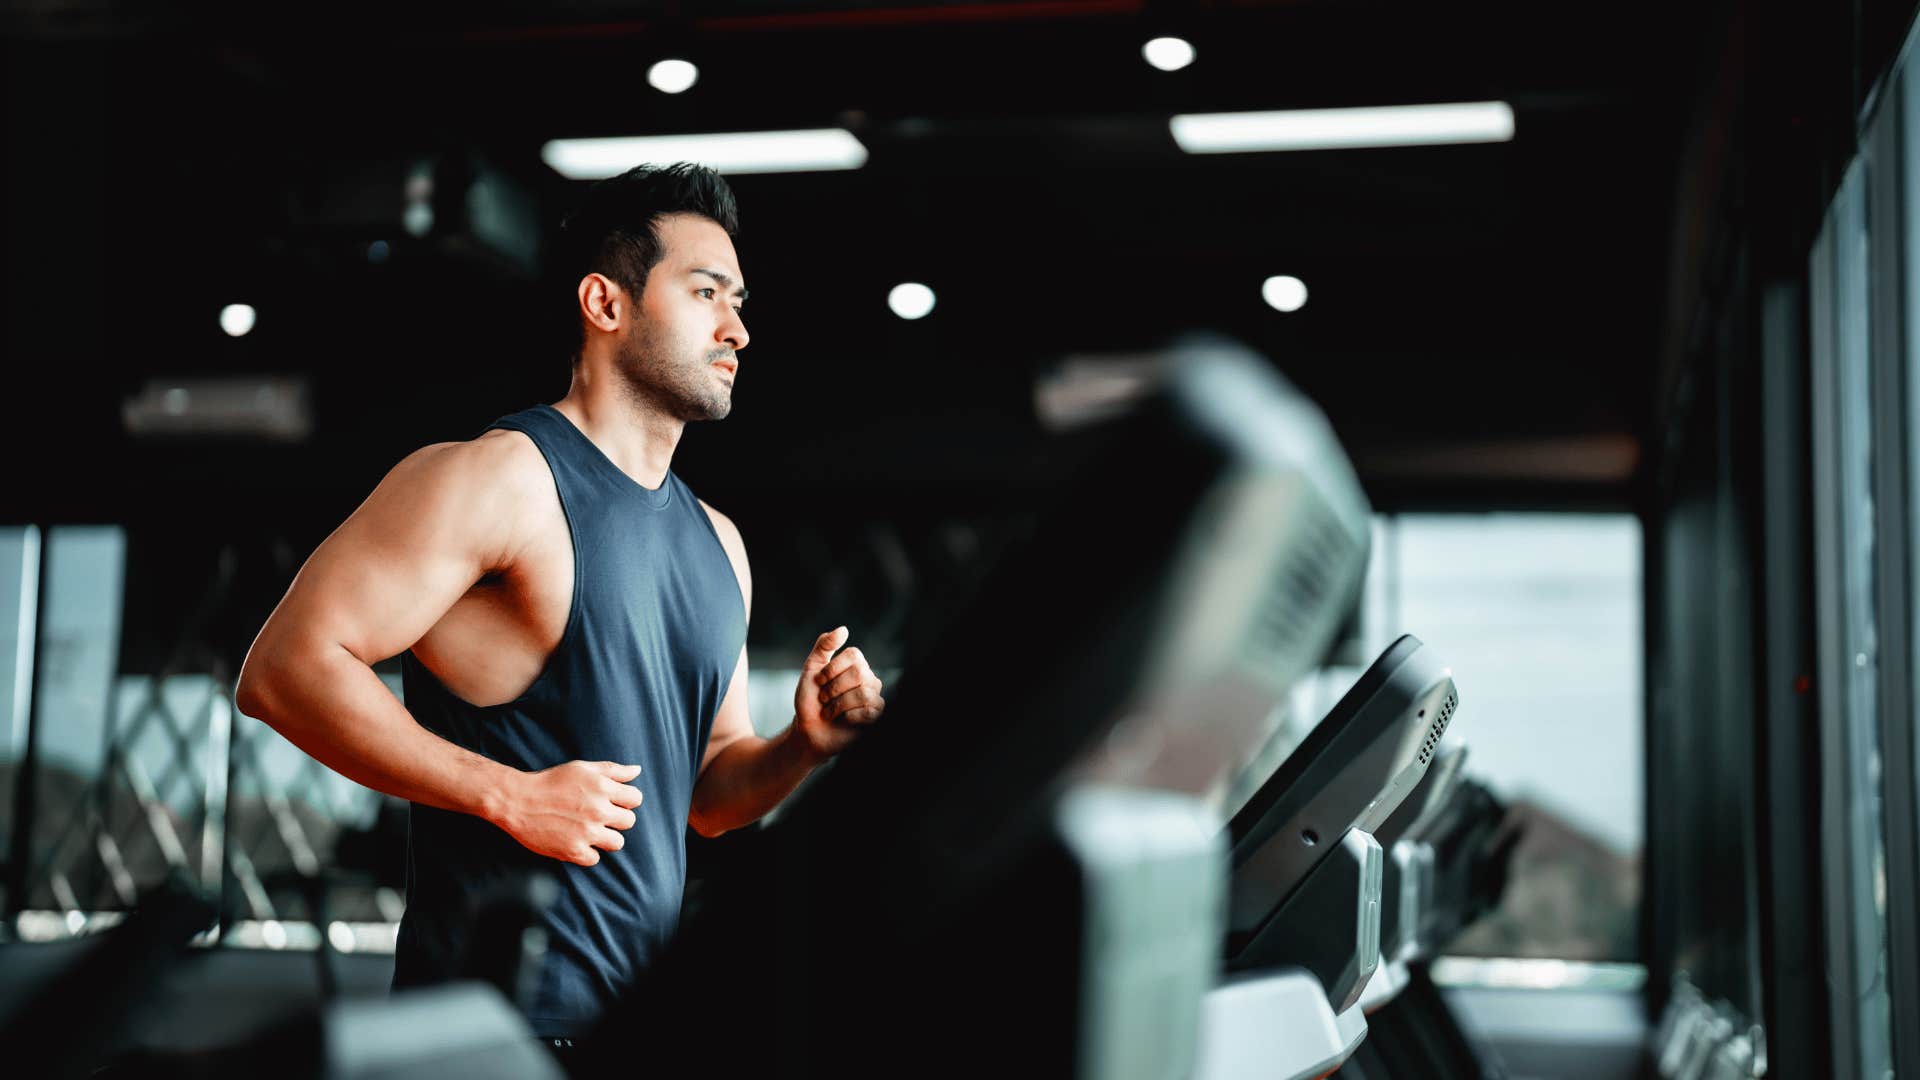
236, 641, 519, 823
688, 723, 821, 836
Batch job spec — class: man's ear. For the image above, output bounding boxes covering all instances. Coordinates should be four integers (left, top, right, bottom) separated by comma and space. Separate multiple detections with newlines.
578, 273, 624, 333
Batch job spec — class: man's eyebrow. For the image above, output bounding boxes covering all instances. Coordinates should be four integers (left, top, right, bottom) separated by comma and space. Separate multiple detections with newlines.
690, 267, 749, 301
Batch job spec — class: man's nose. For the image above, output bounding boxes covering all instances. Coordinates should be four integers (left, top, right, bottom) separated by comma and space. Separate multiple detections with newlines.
719, 311, 748, 352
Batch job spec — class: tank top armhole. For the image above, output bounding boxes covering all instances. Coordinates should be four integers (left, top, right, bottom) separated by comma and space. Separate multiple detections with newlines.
682, 476, 749, 627
483, 419, 589, 710
682, 475, 750, 768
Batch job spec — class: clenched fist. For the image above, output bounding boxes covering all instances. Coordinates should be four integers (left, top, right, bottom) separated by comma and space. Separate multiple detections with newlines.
792, 626, 887, 762
492, 759, 644, 867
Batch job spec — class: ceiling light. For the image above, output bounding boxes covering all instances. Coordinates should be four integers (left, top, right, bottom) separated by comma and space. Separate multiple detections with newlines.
1171, 101, 1515, 154
888, 283, 936, 320
541, 130, 869, 178
220, 303, 256, 337
1262, 276, 1308, 313
648, 59, 699, 94
1142, 37, 1195, 72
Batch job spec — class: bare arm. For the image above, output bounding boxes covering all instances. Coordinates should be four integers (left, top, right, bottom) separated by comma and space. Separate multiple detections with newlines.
687, 647, 822, 837
687, 505, 885, 837
235, 434, 641, 866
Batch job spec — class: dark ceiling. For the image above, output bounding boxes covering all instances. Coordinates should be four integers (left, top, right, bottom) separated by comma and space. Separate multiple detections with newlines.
2, 0, 1710, 532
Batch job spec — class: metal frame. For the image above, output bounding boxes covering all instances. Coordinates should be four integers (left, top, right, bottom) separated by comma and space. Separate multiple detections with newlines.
1713, 242, 1769, 1042
1641, 463, 1672, 1008
0, 531, 395, 931
2, 526, 41, 922
1756, 275, 1832, 1079
27, 675, 233, 911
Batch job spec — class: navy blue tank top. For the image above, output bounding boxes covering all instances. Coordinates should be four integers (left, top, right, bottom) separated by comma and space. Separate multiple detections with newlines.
393, 404, 747, 1037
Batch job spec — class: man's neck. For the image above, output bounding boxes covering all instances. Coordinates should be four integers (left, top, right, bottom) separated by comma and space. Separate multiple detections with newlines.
552, 380, 684, 492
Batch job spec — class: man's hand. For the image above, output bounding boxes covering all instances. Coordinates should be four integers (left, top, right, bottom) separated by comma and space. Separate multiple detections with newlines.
792, 627, 887, 762
492, 760, 644, 867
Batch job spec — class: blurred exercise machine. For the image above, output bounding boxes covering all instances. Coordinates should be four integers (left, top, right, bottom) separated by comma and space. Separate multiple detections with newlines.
1198, 634, 1459, 1080
1335, 773, 1522, 1080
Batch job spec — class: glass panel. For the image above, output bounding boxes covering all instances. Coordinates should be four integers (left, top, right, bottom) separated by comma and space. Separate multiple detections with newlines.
1901, 60, 1920, 1080
33, 527, 125, 777
25, 526, 128, 910
1832, 159, 1896, 1080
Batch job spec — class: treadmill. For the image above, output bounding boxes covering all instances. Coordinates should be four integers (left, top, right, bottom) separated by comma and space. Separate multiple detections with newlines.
593, 333, 1376, 1079
1336, 775, 1521, 1080
1356, 737, 1469, 1014
1194, 634, 1459, 1080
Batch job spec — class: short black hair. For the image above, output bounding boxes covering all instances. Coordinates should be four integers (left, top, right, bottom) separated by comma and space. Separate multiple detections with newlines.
553, 162, 740, 360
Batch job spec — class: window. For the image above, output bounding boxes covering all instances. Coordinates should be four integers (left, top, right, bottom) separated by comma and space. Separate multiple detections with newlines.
1392, 514, 1642, 961
1812, 154, 1895, 1080
1268, 513, 1644, 962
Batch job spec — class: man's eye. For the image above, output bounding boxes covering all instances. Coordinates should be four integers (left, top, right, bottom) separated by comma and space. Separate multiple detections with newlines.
697, 288, 715, 299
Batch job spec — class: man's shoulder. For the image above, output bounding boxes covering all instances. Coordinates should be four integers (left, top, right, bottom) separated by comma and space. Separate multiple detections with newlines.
468, 427, 553, 484
411, 427, 549, 488
374, 429, 556, 527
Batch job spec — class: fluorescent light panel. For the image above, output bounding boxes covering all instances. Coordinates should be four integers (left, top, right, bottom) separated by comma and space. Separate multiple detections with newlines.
542, 130, 869, 178
1171, 101, 1515, 154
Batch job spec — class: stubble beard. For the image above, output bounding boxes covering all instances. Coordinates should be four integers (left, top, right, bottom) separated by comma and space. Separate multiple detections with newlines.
614, 317, 732, 422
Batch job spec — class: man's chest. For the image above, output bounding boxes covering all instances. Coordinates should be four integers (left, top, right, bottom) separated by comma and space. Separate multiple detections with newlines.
413, 494, 742, 708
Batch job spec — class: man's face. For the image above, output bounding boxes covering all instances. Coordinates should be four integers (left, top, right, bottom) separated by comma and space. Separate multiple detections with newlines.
613, 212, 750, 422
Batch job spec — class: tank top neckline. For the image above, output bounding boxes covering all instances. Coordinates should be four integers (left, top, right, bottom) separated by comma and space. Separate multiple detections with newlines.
534, 403, 675, 510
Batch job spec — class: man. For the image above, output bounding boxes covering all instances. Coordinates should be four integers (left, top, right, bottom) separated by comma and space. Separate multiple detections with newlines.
234, 163, 885, 1049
